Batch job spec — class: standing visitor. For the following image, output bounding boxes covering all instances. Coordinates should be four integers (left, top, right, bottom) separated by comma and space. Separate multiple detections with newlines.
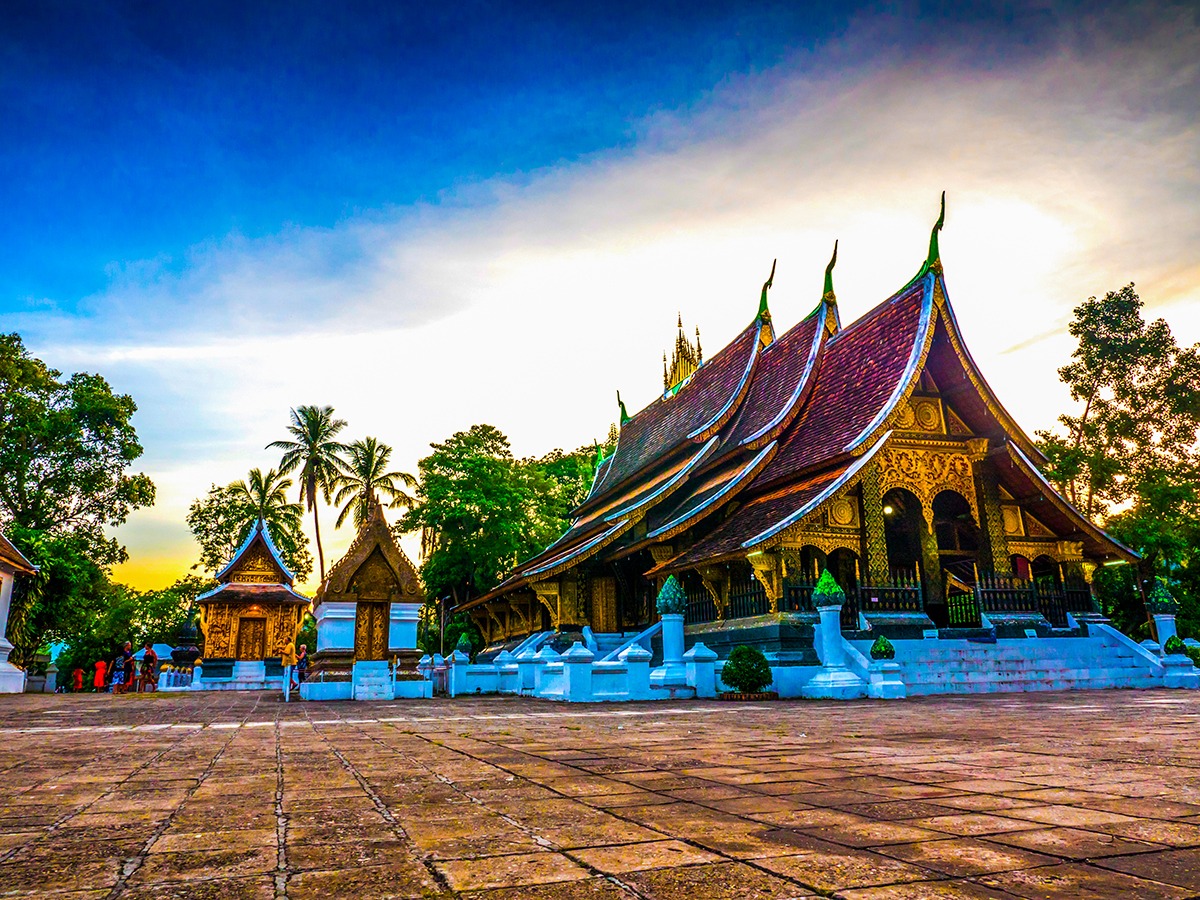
140, 641, 158, 692
280, 641, 297, 702
110, 655, 125, 694
93, 658, 107, 692
121, 642, 135, 693
296, 644, 307, 690
72, 667, 84, 693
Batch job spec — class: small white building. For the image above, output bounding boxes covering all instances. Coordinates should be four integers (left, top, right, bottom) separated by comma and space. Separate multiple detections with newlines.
0, 530, 37, 693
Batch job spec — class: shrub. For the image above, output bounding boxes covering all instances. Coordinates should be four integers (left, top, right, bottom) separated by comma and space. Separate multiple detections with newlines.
869, 636, 895, 660
1146, 578, 1179, 615
721, 645, 772, 694
1185, 646, 1200, 668
811, 569, 846, 607
1163, 635, 1186, 655
455, 632, 474, 659
656, 575, 687, 615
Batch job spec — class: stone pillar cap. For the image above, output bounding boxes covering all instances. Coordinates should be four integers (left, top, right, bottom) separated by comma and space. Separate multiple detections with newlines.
618, 645, 653, 663
683, 642, 718, 662
561, 642, 595, 662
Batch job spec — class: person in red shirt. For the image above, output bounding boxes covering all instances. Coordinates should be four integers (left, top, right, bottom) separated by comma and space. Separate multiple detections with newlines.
93, 659, 107, 692
140, 642, 158, 692
72, 667, 84, 692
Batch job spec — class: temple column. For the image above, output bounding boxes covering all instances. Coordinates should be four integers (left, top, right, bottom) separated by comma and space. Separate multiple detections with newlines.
972, 451, 1012, 577
860, 468, 889, 583
919, 509, 943, 606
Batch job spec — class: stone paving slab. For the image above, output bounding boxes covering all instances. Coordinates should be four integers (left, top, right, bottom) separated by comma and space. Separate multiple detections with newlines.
0, 690, 1198, 898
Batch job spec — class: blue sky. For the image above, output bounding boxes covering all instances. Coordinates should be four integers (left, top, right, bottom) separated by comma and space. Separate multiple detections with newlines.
3, 1, 1198, 587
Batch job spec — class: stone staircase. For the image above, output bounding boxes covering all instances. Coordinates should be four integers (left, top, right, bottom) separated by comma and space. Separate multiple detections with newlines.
851, 634, 1164, 696
351, 661, 394, 701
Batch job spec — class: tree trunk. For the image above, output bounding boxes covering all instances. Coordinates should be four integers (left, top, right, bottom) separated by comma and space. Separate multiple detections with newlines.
313, 498, 325, 582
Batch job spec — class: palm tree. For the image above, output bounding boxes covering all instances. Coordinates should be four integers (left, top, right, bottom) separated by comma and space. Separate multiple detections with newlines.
333, 437, 417, 529
268, 405, 348, 581
230, 467, 305, 541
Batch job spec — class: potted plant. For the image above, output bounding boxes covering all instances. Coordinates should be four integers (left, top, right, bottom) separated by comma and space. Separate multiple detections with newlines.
866, 635, 905, 699
718, 645, 776, 700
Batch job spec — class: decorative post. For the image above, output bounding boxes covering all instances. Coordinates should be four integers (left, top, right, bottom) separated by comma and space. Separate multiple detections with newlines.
620, 644, 653, 700
801, 570, 867, 699
561, 642, 594, 702
683, 642, 719, 698
1145, 578, 1180, 651
860, 469, 889, 583
650, 575, 688, 689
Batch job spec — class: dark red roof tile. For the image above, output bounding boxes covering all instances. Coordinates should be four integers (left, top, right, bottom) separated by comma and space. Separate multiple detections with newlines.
755, 280, 930, 487
585, 320, 762, 507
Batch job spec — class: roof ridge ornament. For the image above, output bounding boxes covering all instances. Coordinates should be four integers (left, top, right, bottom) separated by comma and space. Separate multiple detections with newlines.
822, 240, 838, 302
902, 192, 947, 289
617, 390, 630, 427
758, 258, 777, 321
927, 190, 945, 275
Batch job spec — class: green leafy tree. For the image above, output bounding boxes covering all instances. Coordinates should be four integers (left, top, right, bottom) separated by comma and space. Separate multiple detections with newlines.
401, 425, 603, 609
268, 405, 348, 581
53, 574, 213, 684
1037, 285, 1200, 635
186, 469, 313, 580
0, 333, 155, 666
333, 437, 416, 529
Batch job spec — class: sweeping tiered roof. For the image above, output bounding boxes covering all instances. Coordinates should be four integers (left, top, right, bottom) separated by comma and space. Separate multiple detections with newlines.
467, 210, 1135, 611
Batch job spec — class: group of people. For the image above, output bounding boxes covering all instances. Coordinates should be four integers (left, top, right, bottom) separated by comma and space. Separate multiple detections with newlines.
86, 641, 159, 694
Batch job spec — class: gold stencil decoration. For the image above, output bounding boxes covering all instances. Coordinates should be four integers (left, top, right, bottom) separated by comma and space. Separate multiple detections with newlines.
348, 548, 399, 601
1001, 505, 1024, 536
877, 446, 978, 523
230, 543, 282, 584
828, 496, 859, 528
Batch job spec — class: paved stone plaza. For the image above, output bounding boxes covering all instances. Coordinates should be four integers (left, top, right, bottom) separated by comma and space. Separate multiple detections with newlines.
1, 691, 1199, 899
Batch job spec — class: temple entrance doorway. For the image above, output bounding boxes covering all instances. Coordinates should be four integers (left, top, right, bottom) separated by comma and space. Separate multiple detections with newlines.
591, 576, 618, 633
882, 488, 923, 577
235, 617, 266, 660
354, 601, 388, 661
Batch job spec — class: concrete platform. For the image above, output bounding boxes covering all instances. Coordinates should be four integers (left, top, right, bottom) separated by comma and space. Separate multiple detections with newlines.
1, 690, 1198, 898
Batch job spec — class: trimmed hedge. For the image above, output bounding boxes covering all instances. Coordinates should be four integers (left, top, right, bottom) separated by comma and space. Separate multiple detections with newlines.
1163, 635, 1186, 655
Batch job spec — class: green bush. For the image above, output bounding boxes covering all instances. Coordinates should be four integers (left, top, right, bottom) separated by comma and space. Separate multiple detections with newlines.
1185, 646, 1200, 668
656, 575, 687, 615
869, 636, 895, 660
721, 645, 773, 694
1163, 635, 1186, 655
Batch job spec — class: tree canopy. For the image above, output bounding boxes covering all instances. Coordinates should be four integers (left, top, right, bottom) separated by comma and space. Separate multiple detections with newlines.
401, 424, 609, 607
0, 333, 155, 665
186, 469, 313, 581
1037, 285, 1200, 636
333, 437, 416, 529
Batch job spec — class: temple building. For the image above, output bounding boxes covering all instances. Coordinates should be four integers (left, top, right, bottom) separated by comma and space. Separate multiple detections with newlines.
302, 502, 429, 700
194, 520, 309, 690
0, 530, 36, 693
463, 199, 1137, 667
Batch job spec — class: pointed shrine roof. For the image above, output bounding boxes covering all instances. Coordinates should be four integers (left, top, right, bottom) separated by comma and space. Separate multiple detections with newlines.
215, 519, 295, 585
317, 503, 423, 606
750, 277, 933, 491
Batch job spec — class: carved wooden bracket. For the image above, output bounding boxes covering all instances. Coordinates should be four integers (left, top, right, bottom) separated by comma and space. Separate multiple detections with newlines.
507, 599, 530, 634
699, 565, 728, 619
747, 551, 782, 614
531, 580, 560, 630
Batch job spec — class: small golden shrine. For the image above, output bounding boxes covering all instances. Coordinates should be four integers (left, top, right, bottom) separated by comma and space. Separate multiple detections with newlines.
313, 502, 423, 673
197, 520, 309, 662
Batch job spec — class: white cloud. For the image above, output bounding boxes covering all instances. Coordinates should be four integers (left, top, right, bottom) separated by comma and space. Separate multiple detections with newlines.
19, 8, 1198, 590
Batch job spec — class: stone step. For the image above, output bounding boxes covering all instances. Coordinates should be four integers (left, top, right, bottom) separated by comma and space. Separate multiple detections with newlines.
902, 672, 1156, 691
896, 657, 1151, 674
907, 675, 1161, 695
